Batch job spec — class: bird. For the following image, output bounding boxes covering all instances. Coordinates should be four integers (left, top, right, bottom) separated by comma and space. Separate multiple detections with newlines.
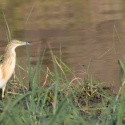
0, 40, 30, 99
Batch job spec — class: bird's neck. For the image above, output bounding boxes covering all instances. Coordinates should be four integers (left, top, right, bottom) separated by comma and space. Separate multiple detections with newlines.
0, 47, 16, 82
2, 48, 16, 65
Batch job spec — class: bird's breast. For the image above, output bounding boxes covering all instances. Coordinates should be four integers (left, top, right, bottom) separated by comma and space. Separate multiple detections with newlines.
0, 58, 16, 82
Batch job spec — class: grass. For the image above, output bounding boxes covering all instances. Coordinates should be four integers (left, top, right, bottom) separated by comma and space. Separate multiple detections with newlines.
0, 50, 124, 125
1, 7, 125, 125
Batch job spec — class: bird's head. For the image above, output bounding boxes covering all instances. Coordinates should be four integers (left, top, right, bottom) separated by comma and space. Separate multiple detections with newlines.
5, 40, 31, 53
11, 40, 31, 47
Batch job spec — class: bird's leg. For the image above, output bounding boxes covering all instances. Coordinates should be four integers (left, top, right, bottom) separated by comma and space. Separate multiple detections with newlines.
2, 86, 6, 100
2, 94, 4, 100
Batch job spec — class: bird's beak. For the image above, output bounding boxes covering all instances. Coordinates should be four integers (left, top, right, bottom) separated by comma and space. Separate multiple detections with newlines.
21, 41, 32, 45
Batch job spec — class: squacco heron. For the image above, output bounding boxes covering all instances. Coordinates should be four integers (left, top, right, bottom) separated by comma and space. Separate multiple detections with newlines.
0, 40, 30, 99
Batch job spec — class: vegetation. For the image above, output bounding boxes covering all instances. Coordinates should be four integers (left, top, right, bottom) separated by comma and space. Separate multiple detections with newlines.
0, 48, 124, 125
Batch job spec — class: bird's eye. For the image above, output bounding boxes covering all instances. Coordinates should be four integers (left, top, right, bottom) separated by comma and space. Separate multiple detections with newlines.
16, 41, 21, 44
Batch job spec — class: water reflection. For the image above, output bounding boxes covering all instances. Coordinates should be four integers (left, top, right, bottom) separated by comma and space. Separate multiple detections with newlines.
0, 0, 125, 92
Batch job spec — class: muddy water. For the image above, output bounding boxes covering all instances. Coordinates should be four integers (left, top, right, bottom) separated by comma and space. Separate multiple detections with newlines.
0, 0, 125, 92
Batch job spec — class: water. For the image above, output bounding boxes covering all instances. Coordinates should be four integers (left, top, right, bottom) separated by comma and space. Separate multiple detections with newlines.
0, 0, 125, 92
